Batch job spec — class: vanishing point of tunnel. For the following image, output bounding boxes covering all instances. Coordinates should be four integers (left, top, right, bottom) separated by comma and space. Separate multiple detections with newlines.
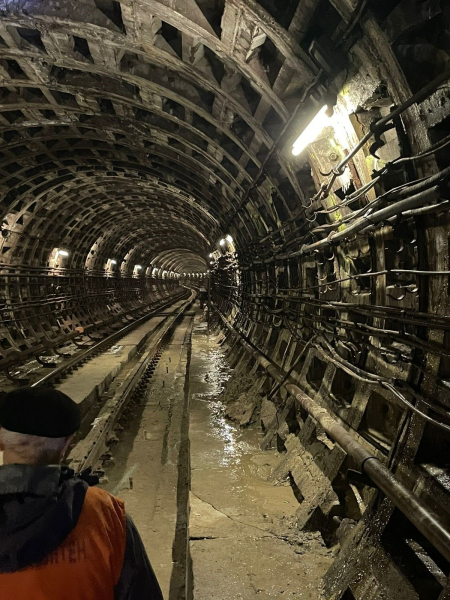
0, 0, 450, 598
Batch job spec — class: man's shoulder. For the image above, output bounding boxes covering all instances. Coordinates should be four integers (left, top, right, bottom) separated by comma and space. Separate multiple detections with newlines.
85, 485, 126, 517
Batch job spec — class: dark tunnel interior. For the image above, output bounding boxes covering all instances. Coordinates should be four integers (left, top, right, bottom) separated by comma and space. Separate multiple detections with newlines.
1, 0, 450, 598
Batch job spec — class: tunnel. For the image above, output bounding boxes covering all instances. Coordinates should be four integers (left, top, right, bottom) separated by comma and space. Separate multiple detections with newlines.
0, 0, 450, 598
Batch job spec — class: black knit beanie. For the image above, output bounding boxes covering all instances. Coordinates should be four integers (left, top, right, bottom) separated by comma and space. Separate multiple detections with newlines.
0, 387, 80, 438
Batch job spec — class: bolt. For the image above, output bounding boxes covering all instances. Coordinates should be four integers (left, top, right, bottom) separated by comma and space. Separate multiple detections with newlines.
329, 152, 339, 162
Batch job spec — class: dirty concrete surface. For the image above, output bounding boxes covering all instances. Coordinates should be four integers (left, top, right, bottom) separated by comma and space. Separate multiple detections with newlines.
101, 315, 192, 599
189, 315, 333, 599
0, 2, 448, 598
98, 309, 333, 599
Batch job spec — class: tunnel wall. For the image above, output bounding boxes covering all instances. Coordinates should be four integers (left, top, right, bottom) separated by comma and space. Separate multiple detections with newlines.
211, 3, 450, 597
0, 266, 181, 369
0, 1, 448, 597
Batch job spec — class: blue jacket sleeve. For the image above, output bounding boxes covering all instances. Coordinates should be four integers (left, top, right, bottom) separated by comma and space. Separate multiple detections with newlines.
114, 514, 164, 600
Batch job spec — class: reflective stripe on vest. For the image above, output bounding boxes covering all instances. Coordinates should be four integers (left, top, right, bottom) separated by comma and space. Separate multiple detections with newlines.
0, 486, 126, 600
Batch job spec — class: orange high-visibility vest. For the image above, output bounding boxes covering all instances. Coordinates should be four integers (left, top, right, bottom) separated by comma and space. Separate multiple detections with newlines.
0, 486, 126, 600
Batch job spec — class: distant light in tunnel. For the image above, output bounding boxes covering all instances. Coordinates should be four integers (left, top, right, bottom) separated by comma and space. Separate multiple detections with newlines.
136, 265, 142, 270
209, 253, 213, 258
219, 239, 226, 246
292, 105, 329, 156
226, 234, 233, 243
110, 259, 117, 264
56, 249, 69, 258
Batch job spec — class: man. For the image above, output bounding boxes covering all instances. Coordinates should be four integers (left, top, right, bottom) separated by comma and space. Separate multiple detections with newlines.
198, 286, 207, 309
0, 387, 163, 600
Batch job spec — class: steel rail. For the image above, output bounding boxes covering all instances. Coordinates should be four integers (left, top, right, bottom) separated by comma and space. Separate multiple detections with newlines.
31, 289, 189, 388
217, 310, 450, 563
68, 292, 194, 474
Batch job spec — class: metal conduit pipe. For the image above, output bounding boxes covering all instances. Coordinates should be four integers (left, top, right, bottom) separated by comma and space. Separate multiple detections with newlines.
321, 68, 450, 184
216, 310, 450, 563
245, 131, 450, 253
385, 166, 450, 201
265, 181, 449, 264
313, 166, 450, 235
294, 185, 443, 256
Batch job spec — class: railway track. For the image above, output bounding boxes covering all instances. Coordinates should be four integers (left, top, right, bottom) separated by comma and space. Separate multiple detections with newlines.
67, 291, 195, 477
22, 289, 191, 389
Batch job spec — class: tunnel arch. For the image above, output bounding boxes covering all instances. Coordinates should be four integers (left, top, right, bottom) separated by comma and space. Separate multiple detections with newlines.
0, 1, 450, 597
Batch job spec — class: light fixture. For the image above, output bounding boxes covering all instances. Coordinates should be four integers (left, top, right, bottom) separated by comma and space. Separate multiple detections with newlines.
136, 265, 142, 270
57, 249, 69, 257
209, 253, 213, 258
110, 259, 117, 265
226, 234, 233, 243
292, 105, 329, 156
219, 239, 226, 246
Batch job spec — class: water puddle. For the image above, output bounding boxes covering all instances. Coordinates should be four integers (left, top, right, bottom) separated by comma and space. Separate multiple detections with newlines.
188, 317, 333, 599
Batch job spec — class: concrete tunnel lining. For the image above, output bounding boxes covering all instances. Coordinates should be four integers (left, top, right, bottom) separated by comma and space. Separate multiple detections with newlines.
0, 0, 450, 598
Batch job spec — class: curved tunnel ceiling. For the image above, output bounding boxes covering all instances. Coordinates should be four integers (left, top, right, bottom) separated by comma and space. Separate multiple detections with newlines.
2, 1, 450, 592
0, 0, 326, 274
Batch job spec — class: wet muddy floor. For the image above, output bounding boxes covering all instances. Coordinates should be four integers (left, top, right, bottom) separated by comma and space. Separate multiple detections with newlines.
189, 316, 333, 599
97, 310, 333, 599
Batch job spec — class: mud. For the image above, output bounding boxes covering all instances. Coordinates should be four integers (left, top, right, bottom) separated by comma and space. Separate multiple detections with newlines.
219, 357, 266, 426
189, 317, 333, 599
